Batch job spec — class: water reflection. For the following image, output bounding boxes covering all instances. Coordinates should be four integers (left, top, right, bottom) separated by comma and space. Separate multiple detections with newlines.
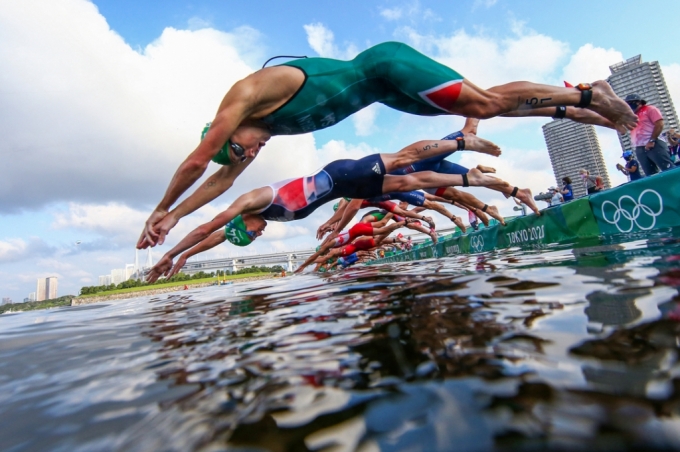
0, 236, 680, 451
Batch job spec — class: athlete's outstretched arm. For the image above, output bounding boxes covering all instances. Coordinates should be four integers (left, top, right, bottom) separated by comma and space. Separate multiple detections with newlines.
140, 161, 255, 248
166, 231, 227, 279
316, 199, 349, 240
323, 199, 364, 246
138, 92, 255, 249
146, 187, 271, 282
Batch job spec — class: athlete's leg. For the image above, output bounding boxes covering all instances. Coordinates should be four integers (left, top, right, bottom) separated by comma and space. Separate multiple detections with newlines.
454, 80, 637, 133
438, 187, 502, 226
501, 106, 617, 129
372, 221, 405, 237
461, 118, 479, 135
381, 135, 501, 173
421, 200, 467, 232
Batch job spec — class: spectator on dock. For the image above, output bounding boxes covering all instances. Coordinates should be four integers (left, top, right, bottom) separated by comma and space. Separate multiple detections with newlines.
468, 210, 479, 231
625, 93, 674, 175
561, 177, 574, 202
579, 169, 603, 195
616, 150, 642, 182
549, 186, 564, 206
666, 128, 679, 164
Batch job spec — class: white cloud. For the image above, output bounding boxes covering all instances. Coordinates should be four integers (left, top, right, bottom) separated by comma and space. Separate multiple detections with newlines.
0, 0, 261, 212
352, 104, 380, 136
303, 23, 358, 59
561, 44, 624, 84
0, 238, 55, 264
394, 26, 570, 88
378, 1, 438, 23
260, 223, 310, 241
473, 0, 498, 10
662, 63, 680, 112
380, 7, 403, 20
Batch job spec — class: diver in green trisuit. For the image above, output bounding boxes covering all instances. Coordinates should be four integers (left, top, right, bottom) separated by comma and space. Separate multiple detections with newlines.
137, 41, 638, 249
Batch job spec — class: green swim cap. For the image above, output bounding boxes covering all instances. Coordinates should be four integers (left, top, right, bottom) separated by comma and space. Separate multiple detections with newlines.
202, 123, 233, 166
332, 202, 339, 212
224, 215, 253, 247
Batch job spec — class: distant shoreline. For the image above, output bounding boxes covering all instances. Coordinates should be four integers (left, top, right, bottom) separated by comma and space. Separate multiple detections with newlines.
72, 274, 276, 305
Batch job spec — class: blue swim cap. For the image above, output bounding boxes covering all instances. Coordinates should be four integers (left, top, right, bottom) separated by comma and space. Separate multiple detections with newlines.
622, 150, 633, 159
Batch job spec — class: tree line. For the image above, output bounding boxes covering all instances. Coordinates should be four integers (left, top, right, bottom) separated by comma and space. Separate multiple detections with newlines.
0, 295, 73, 314
79, 265, 285, 295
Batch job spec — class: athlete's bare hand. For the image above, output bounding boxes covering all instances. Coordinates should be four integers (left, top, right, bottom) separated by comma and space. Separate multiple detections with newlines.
169, 254, 189, 278
137, 209, 168, 249
154, 213, 179, 247
316, 223, 333, 240
146, 255, 174, 283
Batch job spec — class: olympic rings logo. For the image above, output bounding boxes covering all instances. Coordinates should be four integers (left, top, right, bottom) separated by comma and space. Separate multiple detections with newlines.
601, 189, 663, 233
470, 235, 485, 252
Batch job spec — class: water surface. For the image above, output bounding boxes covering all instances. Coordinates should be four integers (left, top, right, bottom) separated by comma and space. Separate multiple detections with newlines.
2, 233, 680, 451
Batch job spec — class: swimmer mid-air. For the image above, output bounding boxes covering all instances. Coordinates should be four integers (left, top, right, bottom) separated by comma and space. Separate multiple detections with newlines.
146, 134, 526, 282
138, 41, 638, 249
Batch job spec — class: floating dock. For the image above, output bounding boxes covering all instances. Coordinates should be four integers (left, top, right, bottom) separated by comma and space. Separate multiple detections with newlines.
370, 167, 680, 264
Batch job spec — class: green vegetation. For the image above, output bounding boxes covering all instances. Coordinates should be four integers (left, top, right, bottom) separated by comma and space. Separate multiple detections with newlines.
78, 265, 285, 298
0, 295, 73, 314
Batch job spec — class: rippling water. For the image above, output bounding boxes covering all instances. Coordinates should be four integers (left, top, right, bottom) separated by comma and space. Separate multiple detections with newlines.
3, 232, 680, 451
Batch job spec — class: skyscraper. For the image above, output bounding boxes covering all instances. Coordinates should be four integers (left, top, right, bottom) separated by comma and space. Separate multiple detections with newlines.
542, 120, 611, 199
607, 55, 678, 152
36, 276, 58, 301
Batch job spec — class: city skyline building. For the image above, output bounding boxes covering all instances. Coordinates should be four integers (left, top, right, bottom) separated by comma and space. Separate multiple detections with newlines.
111, 269, 126, 285
98, 275, 112, 286
542, 120, 611, 199
607, 55, 678, 152
36, 276, 58, 301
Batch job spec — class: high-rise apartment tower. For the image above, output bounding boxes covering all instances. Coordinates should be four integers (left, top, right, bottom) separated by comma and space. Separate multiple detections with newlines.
542, 120, 611, 199
36, 276, 58, 301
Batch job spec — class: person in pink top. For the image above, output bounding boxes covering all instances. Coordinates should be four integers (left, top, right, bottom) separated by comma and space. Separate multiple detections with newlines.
625, 93, 673, 175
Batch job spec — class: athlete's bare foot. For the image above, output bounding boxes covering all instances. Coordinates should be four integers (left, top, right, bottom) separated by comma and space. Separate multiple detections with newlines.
451, 215, 467, 233
465, 168, 505, 187
429, 229, 439, 243
423, 216, 435, 230
514, 188, 541, 216
463, 133, 501, 157
567, 107, 617, 130
476, 164, 496, 173
587, 81, 638, 133
483, 205, 505, 225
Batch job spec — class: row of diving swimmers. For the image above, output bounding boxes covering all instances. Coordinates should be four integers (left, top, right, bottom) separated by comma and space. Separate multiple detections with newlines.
297, 119, 527, 273
298, 187, 502, 273
145, 118, 541, 282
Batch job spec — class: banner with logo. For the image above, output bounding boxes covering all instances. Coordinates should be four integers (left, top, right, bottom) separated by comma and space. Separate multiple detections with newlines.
496, 198, 598, 248
367, 170, 680, 266
590, 168, 680, 235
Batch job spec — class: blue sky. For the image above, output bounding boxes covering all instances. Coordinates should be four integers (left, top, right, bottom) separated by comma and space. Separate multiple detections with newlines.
1, 0, 679, 302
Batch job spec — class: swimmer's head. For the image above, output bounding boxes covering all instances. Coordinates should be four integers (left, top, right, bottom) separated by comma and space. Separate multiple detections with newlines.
202, 122, 271, 166
333, 202, 339, 212
224, 214, 267, 246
